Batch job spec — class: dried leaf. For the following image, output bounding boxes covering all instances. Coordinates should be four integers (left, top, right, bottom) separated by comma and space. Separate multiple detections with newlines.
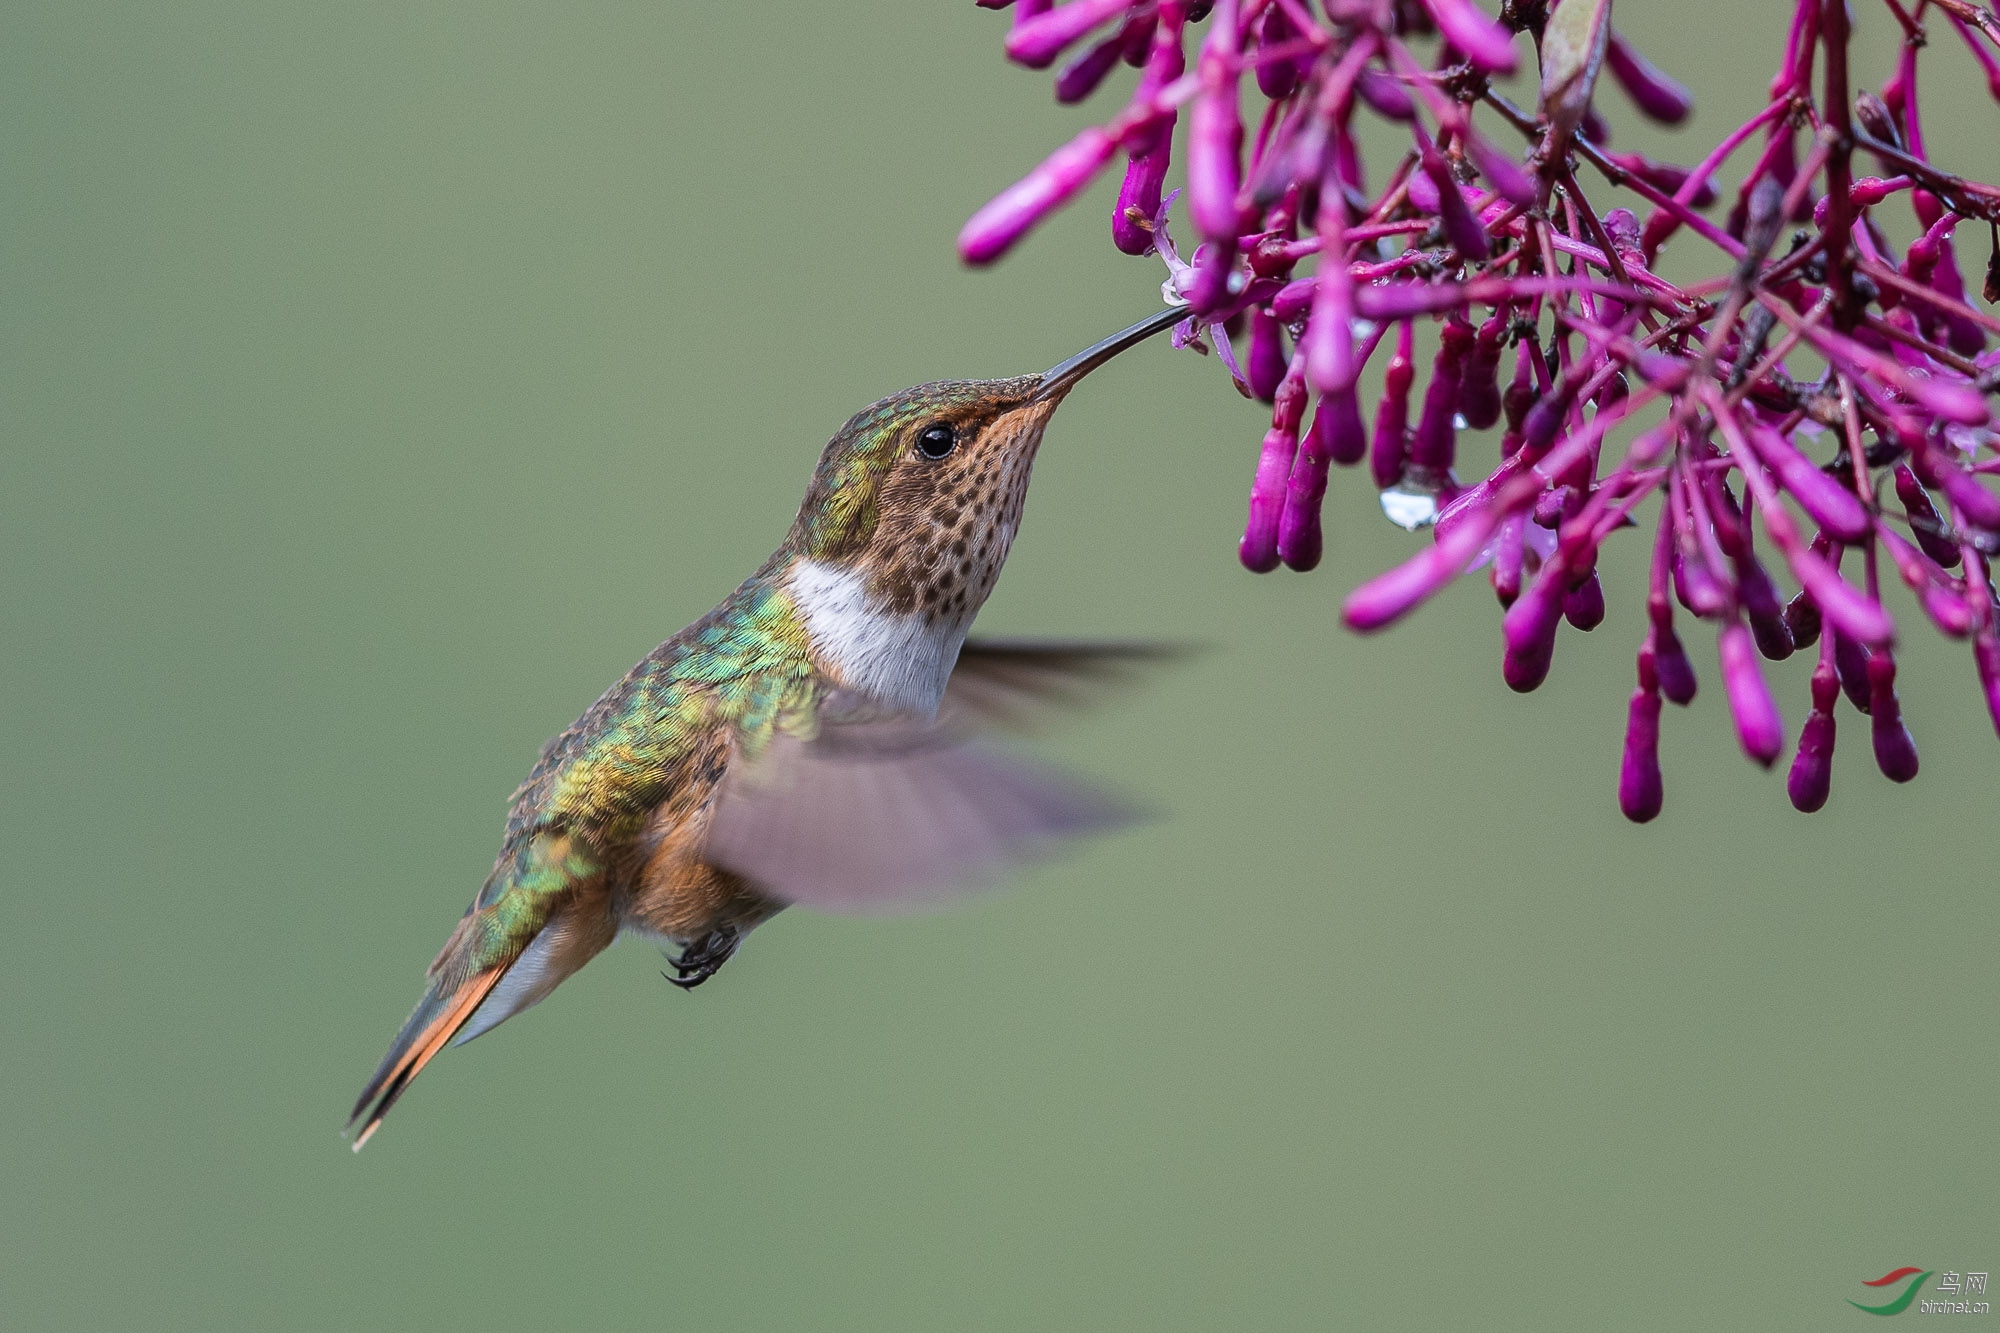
1539, 0, 1612, 148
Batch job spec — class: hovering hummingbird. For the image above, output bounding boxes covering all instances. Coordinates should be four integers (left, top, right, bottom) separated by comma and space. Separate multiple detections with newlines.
348, 307, 1185, 1148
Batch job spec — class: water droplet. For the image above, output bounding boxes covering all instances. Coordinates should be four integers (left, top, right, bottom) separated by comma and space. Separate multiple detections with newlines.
1380, 487, 1440, 531
1452, 412, 1469, 431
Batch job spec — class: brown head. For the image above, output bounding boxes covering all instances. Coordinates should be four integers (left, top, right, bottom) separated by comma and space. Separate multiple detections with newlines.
782, 307, 1182, 632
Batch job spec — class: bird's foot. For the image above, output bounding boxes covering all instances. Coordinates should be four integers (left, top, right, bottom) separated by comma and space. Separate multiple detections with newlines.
662, 928, 739, 991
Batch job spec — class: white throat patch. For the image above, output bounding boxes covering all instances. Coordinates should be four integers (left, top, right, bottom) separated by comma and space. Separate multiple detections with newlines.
786, 559, 966, 717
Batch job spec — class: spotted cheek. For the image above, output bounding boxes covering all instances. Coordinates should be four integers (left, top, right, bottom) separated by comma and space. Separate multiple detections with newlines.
860, 438, 1041, 630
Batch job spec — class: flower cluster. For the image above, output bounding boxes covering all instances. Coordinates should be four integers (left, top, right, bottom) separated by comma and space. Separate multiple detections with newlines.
962, 0, 2000, 819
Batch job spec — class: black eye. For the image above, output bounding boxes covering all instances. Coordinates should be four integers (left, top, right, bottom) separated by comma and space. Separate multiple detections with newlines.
915, 422, 957, 460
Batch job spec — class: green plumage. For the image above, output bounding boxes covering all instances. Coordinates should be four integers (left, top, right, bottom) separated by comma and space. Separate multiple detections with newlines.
350, 571, 818, 1138
461, 571, 817, 972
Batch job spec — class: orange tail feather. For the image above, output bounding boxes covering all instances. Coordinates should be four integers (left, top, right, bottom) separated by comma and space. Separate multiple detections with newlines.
348, 967, 504, 1151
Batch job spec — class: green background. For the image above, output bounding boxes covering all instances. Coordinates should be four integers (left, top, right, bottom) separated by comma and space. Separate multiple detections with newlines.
5, 3, 1995, 1328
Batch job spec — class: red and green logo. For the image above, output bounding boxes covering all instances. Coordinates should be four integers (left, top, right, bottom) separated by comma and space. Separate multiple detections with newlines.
1849, 1267, 1933, 1316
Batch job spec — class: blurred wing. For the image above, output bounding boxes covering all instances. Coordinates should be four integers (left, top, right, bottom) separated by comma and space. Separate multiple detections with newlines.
939, 638, 1187, 733
706, 638, 1181, 912
706, 728, 1132, 913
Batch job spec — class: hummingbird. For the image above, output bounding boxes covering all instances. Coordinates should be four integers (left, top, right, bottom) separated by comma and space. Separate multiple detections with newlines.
347, 307, 1185, 1148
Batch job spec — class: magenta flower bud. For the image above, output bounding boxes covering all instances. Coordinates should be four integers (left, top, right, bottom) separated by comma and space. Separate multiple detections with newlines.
1277, 428, 1334, 573
1784, 591, 1821, 650
1787, 663, 1838, 813
1518, 383, 1573, 459
1457, 316, 1506, 430
1186, 238, 1237, 315
1240, 420, 1299, 573
960, 125, 1117, 264
1902, 231, 1946, 344
1878, 306, 1934, 373
1639, 207, 1679, 263
1490, 515, 1525, 607
1913, 187, 1944, 232
1853, 91, 1901, 149
1975, 626, 2000, 740
1370, 326, 1415, 490
1422, 0, 1520, 75
1787, 708, 1836, 811
1411, 320, 1472, 473
1924, 456, 2000, 536
1054, 28, 1130, 103
1532, 487, 1571, 530
1619, 680, 1665, 822
1650, 623, 1697, 705
1789, 545, 1896, 648
1188, 18, 1245, 243
1341, 505, 1502, 632
1671, 548, 1730, 618
1738, 556, 1794, 660
1816, 315, 1988, 423
1784, 592, 1832, 652
1920, 584, 1968, 640
1906, 230, 1941, 281
1921, 581, 1977, 639
1463, 131, 1538, 209
1502, 365, 1536, 433
1926, 235, 1988, 358
1604, 154, 1718, 209
1604, 30, 1693, 124
1112, 148, 1170, 254
1881, 529, 1975, 638
1005, 0, 1132, 69
1123, 2, 1186, 159
1909, 368, 1990, 429
1868, 651, 1919, 782
1119, 9, 1155, 63
1253, 0, 1298, 100
1705, 470, 1747, 560
1848, 175, 1897, 209
1602, 206, 1642, 253
1831, 629, 1872, 715
1270, 277, 1312, 323
1353, 280, 1466, 323
1303, 238, 1359, 397
1894, 464, 1961, 569
1565, 570, 1606, 631
1424, 157, 1490, 261
1749, 426, 1871, 543
1332, 126, 1365, 201
1356, 68, 1415, 121
1502, 567, 1567, 693
1246, 308, 1287, 403
1309, 383, 1368, 468
1593, 370, 1629, 411
1718, 622, 1783, 767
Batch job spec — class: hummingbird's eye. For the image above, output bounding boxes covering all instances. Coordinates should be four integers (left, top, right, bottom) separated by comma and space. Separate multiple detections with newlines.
915, 422, 957, 460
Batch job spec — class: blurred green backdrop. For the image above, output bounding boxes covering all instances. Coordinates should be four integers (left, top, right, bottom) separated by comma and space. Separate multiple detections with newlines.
4, 2, 1996, 1328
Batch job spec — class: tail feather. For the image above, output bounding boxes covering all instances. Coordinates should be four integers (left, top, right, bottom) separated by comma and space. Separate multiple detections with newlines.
348, 831, 609, 1149
347, 966, 504, 1151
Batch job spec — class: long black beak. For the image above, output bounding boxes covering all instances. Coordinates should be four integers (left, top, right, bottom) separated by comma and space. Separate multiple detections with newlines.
1034, 306, 1186, 403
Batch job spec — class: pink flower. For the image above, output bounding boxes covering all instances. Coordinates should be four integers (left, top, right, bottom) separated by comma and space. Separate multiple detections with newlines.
969, 0, 2000, 820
